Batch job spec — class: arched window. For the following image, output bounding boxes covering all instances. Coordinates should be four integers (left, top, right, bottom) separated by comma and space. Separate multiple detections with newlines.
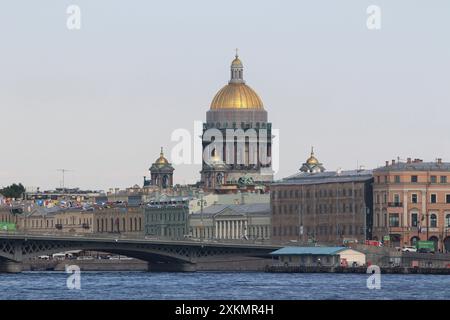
430, 214, 437, 228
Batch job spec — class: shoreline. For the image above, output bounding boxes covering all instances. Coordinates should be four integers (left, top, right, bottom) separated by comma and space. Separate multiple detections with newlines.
266, 265, 450, 275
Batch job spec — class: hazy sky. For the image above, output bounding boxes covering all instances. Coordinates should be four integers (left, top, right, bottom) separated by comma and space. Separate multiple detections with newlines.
1, 1, 449, 191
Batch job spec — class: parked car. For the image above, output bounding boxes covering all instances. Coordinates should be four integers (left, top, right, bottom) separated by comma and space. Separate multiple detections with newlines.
402, 246, 417, 253
77, 256, 94, 260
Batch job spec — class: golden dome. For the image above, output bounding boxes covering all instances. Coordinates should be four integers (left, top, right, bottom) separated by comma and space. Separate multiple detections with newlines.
306, 147, 319, 165
210, 52, 264, 110
306, 156, 319, 165
231, 57, 243, 67
155, 147, 169, 165
210, 83, 264, 110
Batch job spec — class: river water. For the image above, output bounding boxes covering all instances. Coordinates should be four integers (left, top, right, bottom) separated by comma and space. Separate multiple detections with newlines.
0, 272, 449, 300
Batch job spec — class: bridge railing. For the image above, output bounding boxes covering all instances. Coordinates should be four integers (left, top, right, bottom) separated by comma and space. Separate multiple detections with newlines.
0, 231, 283, 248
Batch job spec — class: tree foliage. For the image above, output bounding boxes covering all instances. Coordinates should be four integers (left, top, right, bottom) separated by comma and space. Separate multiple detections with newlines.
0, 183, 25, 199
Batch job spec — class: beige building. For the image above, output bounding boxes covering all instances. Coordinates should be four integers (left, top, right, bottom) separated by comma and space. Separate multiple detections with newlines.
12, 206, 144, 236
189, 203, 271, 241
373, 158, 450, 252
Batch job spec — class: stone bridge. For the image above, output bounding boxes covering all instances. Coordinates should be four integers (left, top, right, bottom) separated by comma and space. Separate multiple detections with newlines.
0, 233, 280, 272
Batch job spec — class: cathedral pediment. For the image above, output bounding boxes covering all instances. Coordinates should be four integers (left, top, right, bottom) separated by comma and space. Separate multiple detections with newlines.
213, 208, 245, 218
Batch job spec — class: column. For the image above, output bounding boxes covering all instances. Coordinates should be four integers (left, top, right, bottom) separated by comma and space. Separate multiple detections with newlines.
223, 221, 226, 239
215, 222, 218, 239
238, 221, 242, 238
230, 220, 236, 239
244, 221, 248, 238
223, 220, 230, 239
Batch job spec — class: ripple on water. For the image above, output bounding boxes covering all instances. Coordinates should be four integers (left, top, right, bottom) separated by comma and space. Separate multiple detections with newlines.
0, 272, 449, 300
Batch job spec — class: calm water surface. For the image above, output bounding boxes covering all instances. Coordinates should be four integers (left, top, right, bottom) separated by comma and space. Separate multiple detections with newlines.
0, 272, 449, 300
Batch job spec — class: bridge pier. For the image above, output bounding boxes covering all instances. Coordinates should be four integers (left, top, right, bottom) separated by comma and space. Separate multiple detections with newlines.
0, 259, 23, 273
147, 262, 197, 272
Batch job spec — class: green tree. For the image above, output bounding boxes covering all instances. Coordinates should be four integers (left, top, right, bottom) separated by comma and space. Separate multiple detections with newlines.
0, 183, 25, 199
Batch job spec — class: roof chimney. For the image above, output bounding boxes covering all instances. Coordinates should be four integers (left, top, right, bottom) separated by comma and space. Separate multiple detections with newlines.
385, 161, 389, 167
437, 158, 442, 164
392, 159, 396, 165
407, 158, 412, 164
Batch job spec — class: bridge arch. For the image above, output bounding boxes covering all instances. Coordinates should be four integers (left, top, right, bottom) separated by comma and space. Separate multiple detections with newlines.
0, 238, 194, 265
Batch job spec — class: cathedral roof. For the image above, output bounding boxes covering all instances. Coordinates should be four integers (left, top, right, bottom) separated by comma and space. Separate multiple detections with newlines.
150, 147, 174, 171
210, 52, 264, 110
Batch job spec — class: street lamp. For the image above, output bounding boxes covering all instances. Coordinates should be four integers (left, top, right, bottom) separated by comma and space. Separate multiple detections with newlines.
197, 190, 206, 241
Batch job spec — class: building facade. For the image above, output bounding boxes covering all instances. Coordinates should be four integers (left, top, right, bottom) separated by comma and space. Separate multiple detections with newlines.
200, 53, 273, 191
271, 151, 373, 245
10, 206, 144, 235
144, 198, 189, 239
372, 158, 450, 252
189, 203, 271, 241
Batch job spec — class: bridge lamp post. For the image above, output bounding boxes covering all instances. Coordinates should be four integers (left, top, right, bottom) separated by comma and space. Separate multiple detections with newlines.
198, 190, 206, 241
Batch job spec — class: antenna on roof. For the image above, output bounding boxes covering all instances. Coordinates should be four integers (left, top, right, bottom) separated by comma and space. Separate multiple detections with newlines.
57, 169, 74, 191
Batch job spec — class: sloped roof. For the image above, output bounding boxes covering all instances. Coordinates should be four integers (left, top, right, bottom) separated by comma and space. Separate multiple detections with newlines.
273, 170, 373, 186
192, 203, 270, 216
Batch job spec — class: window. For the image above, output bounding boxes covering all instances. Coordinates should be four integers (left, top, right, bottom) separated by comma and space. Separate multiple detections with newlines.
394, 175, 400, 183
411, 194, 418, 204
447, 195, 450, 204
384, 176, 388, 183
441, 176, 447, 184
430, 175, 437, 183
389, 214, 400, 227
446, 214, 450, 227
411, 213, 418, 227
430, 214, 437, 228
411, 175, 418, 183
393, 194, 400, 204
430, 194, 437, 204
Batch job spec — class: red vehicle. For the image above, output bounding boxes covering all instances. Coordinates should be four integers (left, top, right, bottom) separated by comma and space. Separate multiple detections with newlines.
365, 240, 383, 247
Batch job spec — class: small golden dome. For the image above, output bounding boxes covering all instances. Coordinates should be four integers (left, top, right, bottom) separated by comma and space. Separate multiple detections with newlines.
231, 57, 243, 67
155, 147, 169, 165
210, 83, 264, 110
306, 147, 319, 165
306, 156, 319, 165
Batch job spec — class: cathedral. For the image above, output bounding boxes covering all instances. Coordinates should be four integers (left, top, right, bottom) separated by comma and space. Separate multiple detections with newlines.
200, 53, 273, 191
143, 147, 174, 189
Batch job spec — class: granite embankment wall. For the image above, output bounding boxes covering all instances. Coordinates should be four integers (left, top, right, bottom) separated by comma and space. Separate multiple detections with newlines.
23, 259, 149, 271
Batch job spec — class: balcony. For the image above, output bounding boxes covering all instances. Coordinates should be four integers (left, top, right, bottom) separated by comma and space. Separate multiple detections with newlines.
388, 202, 403, 207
